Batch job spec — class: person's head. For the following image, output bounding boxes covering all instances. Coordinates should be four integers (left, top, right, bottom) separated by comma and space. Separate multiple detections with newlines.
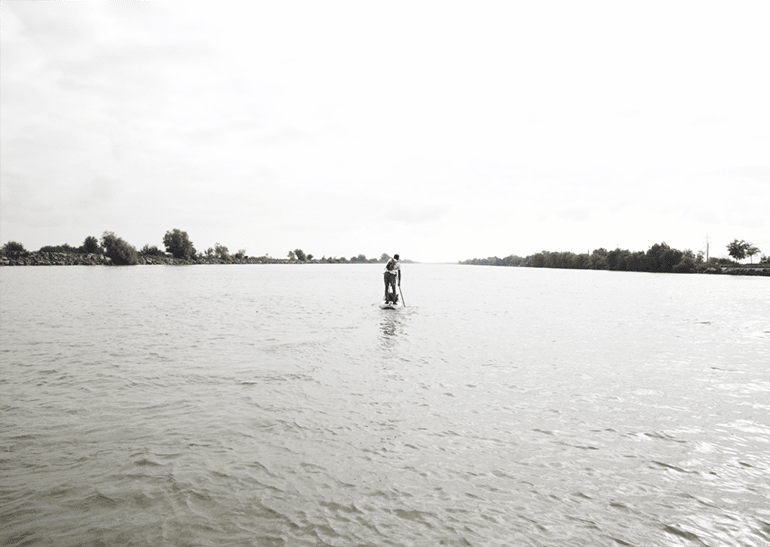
393, 254, 400, 260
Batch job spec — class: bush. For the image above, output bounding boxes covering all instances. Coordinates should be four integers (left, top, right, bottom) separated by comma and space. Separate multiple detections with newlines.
81, 236, 101, 254
101, 231, 138, 265
708, 257, 737, 267
39, 244, 79, 254
140, 244, 164, 256
673, 256, 696, 273
2, 241, 26, 257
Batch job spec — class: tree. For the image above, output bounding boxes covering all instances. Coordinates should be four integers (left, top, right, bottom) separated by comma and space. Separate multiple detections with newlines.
380, 253, 391, 262
607, 248, 630, 271
306, 254, 314, 261
81, 236, 100, 254
545, 251, 566, 269
590, 248, 608, 270
214, 243, 231, 262
646, 243, 669, 272
2, 241, 26, 258
660, 247, 684, 273
745, 244, 760, 264
163, 229, 196, 259
530, 252, 547, 268
294, 249, 307, 262
101, 231, 138, 265
287, 250, 296, 261
625, 251, 648, 272
727, 239, 749, 262
573, 253, 591, 269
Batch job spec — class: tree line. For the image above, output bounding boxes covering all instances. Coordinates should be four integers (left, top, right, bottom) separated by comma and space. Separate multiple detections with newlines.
0, 230, 400, 266
460, 240, 767, 273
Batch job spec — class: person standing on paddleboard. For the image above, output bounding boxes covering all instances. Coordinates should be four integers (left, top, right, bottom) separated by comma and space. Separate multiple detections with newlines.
383, 254, 401, 304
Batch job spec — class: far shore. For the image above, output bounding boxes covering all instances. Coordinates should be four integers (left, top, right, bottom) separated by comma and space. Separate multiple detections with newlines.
0, 251, 396, 267
1, 251, 767, 276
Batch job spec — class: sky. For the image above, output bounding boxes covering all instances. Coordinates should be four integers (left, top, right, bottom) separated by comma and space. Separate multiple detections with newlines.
1, 0, 768, 263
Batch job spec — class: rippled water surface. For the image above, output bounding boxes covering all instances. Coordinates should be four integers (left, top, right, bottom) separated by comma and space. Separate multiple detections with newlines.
1, 264, 768, 546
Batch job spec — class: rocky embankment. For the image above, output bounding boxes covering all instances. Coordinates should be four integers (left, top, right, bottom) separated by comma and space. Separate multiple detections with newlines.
0, 252, 285, 266
0, 251, 190, 266
703, 266, 769, 276
1, 252, 109, 266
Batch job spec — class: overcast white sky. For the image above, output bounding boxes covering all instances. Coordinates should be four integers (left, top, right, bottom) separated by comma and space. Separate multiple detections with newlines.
1, 0, 768, 263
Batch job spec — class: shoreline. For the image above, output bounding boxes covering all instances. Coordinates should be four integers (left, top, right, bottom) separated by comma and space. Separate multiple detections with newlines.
1, 251, 767, 276
0, 251, 376, 267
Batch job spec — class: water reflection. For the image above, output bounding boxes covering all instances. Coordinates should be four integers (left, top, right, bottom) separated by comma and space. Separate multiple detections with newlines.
378, 308, 407, 350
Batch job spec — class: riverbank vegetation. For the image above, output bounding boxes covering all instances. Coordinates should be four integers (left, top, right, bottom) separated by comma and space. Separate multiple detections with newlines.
460, 241, 768, 275
0, 230, 407, 267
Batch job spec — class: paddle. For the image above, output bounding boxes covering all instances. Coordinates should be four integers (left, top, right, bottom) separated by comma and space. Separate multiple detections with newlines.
399, 285, 406, 307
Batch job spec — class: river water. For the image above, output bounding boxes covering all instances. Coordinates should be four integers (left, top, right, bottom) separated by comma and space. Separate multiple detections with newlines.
1, 264, 768, 546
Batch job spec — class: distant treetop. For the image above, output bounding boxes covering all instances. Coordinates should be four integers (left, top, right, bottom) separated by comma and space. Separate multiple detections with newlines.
163, 229, 196, 260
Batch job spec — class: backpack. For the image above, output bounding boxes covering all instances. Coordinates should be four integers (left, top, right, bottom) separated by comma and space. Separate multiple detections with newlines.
386, 259, 396, 271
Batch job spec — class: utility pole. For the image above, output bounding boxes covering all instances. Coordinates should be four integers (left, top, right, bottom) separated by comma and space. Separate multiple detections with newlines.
705, 235, 710, 262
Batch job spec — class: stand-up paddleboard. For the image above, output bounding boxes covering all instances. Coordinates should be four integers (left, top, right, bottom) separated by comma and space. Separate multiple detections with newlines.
379, 301, 399, 310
